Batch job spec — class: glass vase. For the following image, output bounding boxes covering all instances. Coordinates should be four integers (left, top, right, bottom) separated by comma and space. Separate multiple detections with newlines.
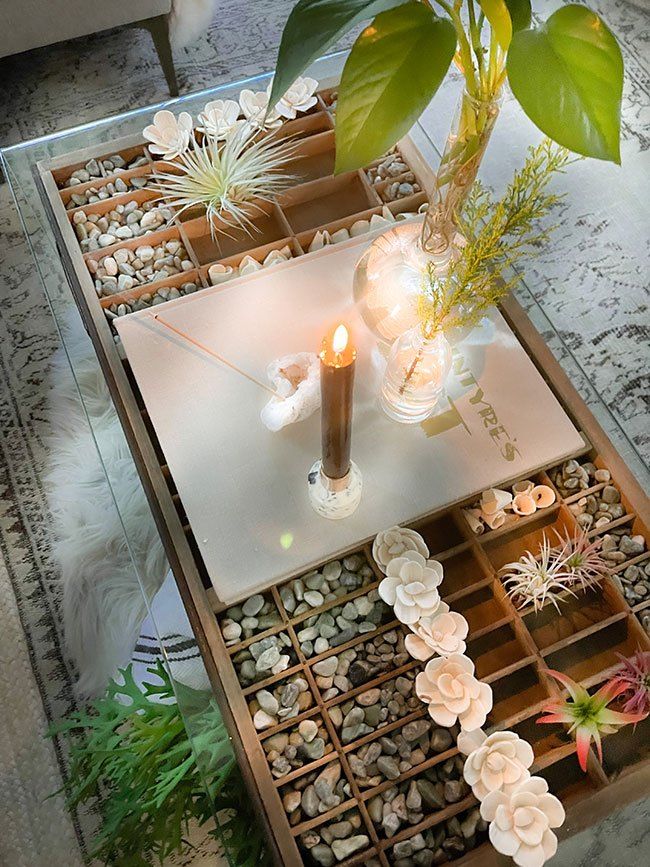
354, 88, 502, 345
379, 325, 452, 424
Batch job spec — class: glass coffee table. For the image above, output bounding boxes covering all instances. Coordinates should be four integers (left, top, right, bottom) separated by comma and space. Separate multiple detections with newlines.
2, 52, 648, 867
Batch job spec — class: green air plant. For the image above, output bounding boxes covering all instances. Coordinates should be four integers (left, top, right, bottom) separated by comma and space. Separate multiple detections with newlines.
416, 139, 573, 336
49, 662, 270, 867
152, 126, 297, 241
270, 1, 624, 173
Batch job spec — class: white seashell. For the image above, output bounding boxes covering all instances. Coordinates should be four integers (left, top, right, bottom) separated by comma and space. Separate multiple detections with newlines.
369, 213, 393, 229
512, 493, 537, 516
481, 488, 513, 515
143, 110, 193, 160
482, 509, 506, 530
307, 230, 331, 252
330, 227, 350, 244
462, 508, 484, 535
395, 210, 417, 221
418, 202, 429, 214
277, 245, 292, 259
260, 352, 320, 431
263, 249, 288, 267
238, 255, 263, 276
350, 219, 370, 237
208, 263, 234, 285
512, 479, 534, 496
531, 484, 556, 509
381, 205, 396, 222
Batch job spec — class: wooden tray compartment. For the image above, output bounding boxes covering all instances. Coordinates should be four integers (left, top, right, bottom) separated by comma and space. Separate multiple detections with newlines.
180, 204, 291, 263
600, 716, 650, 778
278, 172, 379, 234
286, 130, 337, 183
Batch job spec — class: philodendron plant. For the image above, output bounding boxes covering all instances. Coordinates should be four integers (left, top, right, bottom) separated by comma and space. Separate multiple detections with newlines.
269, 0, 625, 175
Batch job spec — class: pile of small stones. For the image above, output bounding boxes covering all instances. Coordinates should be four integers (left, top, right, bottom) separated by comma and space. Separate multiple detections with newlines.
387, 807, 487, 866
103, 281, 201, 319
231, 631, 297, 686
380, 175, 422, 203
296, 589, 390, 660
311, 630, 410, 702
332, 667, 419, 744
262, 715, 333, 778
249, 674, 313, 730
365, 151, 411, 185
347, 718, 455, 789
298, 806, 372, 866
72, 201, 171, 252
88, 239, 193, 298
367, 756, 469, 840
65, 172, 152, 210
279, 553, 375, 618
555, 463, 626, 532
604, 531, 649, 605
60, 153, 148, 188
220, 593, 282, 645
282, 761, 351, 825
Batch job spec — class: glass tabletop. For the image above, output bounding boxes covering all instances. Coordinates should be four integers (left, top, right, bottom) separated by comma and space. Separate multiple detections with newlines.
2, 51, 648, 867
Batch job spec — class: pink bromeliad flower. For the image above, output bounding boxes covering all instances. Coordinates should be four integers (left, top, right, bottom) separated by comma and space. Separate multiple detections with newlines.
609, 651, 650, 717
537, 669, 647, 772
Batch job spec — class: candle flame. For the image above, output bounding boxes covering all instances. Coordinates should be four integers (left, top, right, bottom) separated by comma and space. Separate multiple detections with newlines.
332, 324, 349, 354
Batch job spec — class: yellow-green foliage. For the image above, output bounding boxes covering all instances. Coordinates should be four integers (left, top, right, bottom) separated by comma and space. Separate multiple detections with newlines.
418, 140, 575, 336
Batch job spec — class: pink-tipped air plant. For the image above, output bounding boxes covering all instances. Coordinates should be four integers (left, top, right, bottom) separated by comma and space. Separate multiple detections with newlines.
553, 527, 610, 593
609, 650, 650, 718
537, 669, 647, 772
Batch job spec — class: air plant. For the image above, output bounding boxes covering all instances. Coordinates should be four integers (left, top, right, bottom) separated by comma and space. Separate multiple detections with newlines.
152, 124, 297, 240
553, 527, 610, 593
538, 669, 647, 771
608, 650, 650, 718
500, 535, 574, 613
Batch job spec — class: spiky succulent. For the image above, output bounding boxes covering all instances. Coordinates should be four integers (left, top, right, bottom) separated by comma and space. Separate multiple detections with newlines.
553, 527, 610, 592
609, 650, 650, 718
153, 125, 296, 239
538, 669, 647, 771
501, 535, 574, 612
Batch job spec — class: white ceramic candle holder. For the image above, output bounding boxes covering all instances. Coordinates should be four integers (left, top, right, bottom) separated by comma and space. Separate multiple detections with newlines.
307, 460, 362, 519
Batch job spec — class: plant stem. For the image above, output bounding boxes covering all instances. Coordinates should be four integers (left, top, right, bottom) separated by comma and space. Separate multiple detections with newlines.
467, 0, 485, 80
450, 2, 478, 96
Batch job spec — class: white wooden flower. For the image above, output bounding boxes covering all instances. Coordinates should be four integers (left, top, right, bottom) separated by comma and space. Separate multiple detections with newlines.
274, 76, 319, 119
239, 89, 282, 129
480, 776, 565, 867
143, 110, 193, 159
457, 729, 534, 800
405, 608, 468, 660
378, 551, 443, 625
197, 99, 242, 139
415, 653, 492, 731
372, 526, 430, 574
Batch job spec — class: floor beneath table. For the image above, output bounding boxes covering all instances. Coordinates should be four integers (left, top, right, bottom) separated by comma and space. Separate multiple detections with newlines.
0, 1, 647, 866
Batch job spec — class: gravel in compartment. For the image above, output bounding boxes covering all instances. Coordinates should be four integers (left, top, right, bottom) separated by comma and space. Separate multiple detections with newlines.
72, 201, 171, 252
280, 552, 376, 618
386, 805, 487, 865
367, 755, 469, 839
262, 715, 334, 779
331, 666, 420, 744
88, 238, 193, 293
220, 593, 282, 644
59, 153, 148, 188
232, 630, 298, 686
347, 718, 456, 789
65, 172, 153, 209
249, 674, 314, 730
296, 588, 391, 660
103, 281, 200, 319
296, 805, 372, 865
281, 760, 351, 826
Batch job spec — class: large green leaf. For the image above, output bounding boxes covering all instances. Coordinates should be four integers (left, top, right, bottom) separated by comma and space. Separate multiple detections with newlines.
334, 3, 456, 173
504, 0, 531, 32
269, 0, 409, 109
507, 4, 623, 163
478, 0, 512, 50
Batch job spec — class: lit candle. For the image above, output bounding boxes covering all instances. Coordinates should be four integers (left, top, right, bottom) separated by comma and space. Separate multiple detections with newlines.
320, 323, 356, 480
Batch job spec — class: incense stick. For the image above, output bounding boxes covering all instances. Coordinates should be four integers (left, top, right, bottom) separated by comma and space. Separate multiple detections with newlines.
153, 314, 279, 397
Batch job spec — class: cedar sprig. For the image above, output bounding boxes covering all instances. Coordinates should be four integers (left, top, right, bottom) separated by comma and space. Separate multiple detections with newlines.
418, 140, 576, 336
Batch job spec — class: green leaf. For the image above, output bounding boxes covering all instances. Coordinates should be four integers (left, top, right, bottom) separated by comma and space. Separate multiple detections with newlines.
507, 4, 623, 163
269, 0, 409, 109
478, 0, 512, 49
334, 3, 456, 173
504, 0, 531, 33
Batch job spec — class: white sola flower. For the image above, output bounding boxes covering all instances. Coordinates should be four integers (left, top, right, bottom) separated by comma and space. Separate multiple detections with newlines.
480, 776, 565, 867
273, 76, 319, 119
378, 551, 443, 625
143, 110, 193, 160
405, 607, 469, 660
457, 729, 534, 800
239, 89, 282, 130
415, 653, 493, 731
372, 525, 429, 574
197, 99, 243, 140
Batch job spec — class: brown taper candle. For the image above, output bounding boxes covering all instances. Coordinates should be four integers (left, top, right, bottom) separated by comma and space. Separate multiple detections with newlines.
320, 323, 356, 480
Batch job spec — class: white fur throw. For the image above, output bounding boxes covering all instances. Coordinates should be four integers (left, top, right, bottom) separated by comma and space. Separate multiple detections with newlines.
46, 313, 168, 697
169, 0, 218, 48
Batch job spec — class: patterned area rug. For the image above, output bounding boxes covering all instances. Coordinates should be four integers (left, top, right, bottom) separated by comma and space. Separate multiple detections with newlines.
0, 2, 647, 867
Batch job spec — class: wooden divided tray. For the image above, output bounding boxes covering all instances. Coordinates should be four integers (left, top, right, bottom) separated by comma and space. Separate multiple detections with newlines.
36, 86, 650, 866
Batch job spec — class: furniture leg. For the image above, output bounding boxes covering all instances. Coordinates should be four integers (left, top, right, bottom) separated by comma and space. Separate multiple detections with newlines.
142, 14, 178, 97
